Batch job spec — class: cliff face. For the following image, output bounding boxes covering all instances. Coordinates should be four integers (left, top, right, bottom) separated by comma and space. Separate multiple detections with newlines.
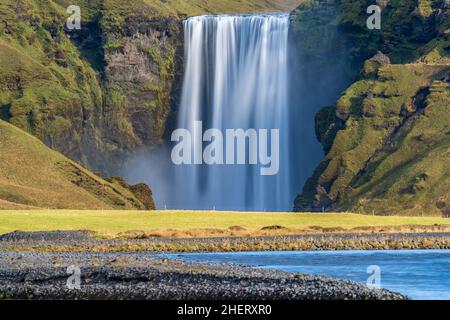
0, 0, 298, 174
0, 0, 183, 174
100, 3, 183, 173
292, 0, 450, 216
0, 0, 103, 169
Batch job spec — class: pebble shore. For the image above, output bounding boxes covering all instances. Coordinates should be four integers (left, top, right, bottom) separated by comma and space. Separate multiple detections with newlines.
1, 230, 446, 300
0, 251, 407, 300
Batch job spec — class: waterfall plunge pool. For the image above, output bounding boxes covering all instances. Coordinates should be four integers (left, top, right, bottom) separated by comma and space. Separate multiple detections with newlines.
165, 249, 450, 300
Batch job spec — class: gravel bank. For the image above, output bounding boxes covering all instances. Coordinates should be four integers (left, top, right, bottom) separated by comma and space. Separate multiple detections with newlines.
1, 231, 445, 300
0, 251, 407, 300
1, 231, 449, 252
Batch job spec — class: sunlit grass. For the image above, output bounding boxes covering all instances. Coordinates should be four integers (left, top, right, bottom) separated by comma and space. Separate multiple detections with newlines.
0, 210, 447, 236
142, 0, 302, 16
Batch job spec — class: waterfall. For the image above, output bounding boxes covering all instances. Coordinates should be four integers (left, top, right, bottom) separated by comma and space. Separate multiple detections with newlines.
171, 14, 293, 211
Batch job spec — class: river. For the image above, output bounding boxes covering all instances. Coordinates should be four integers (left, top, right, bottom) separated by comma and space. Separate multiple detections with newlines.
167, 249, 450, 300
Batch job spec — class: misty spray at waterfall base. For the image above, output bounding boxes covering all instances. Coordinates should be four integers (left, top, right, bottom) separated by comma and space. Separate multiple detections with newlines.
124, 14, 321, 212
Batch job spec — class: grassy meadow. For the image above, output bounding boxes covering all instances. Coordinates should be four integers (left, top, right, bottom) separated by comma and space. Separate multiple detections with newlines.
0, 210, 448, 238
142, 0, 301, 16
0, 120, 146, 210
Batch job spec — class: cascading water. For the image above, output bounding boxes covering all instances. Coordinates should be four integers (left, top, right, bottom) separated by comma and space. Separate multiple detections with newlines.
123, 12, 352, 212
172, 14, 293, 211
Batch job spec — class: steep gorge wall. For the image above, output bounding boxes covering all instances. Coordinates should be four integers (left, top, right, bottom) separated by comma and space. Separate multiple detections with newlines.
288, 0, 360, 194
291, 0, 450, 216
0, 0, 103, 168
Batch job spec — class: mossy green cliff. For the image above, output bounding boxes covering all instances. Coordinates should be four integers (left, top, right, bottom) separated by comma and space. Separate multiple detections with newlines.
0, 0, 298, 174
0, 0, 178, 173
293, 0, 449, 216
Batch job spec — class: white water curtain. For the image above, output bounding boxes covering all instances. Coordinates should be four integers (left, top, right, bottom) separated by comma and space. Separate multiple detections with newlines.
174, 14, 292, 211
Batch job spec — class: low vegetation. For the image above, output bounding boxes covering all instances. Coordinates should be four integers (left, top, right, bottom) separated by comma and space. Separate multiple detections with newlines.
142, 0, 301, 15
1, 231, 449, 253
0, 210, 448, 237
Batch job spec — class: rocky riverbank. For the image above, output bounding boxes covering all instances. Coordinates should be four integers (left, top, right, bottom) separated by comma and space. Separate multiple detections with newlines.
0, 251, 406, 300
1, 231, 447, 299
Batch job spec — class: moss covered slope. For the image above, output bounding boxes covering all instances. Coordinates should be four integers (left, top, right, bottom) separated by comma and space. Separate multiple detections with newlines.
293, 0, 450, 216
0, 119, 152, 210
0, 0, 301, 174
0, 0, 105, 168
142, 0, 301, 15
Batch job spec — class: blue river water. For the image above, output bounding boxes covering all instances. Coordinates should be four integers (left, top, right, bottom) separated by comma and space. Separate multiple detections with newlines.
166, 250, 450, 300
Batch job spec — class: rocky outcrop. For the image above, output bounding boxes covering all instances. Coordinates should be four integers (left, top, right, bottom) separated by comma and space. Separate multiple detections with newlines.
293, 0, 450, 216
362, 51, 391, 77
105, 177, 156, 210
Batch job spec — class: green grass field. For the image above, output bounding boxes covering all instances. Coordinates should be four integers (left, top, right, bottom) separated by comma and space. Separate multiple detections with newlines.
0, 210, 448, 236
142, 0, 302, 15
